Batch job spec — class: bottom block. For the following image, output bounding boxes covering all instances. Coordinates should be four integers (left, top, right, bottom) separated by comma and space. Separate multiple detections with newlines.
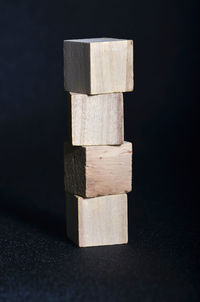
66, 193, 128, 247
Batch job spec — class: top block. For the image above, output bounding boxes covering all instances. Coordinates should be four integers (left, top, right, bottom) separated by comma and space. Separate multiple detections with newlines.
63, 38, 134, 95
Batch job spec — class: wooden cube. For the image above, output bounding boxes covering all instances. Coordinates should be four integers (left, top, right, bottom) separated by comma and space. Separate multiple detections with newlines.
64, 38, 133, 94
66, 193, 128, 247
64, 142, 132, 198
68, 92, 124, 146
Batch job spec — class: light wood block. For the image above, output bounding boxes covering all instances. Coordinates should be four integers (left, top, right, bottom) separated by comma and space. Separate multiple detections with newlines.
64, 38, 133, 94
66, 193, 128, 247
64, 142, 132, 198
68, 92, 124, 146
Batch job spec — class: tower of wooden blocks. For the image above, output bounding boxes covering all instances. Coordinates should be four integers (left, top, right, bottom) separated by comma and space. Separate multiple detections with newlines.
63, 38, 133, 247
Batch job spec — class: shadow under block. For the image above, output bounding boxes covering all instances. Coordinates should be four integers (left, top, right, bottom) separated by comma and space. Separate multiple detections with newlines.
66, 193, 128, 247
68, 92, 124, 146
64, 141, 132, 198
64, 38, 134, 94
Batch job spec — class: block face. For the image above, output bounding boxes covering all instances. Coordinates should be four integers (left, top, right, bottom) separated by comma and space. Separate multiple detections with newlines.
86, 142, 132, 197
63, 38, 133, 94
64, 143, 86, 196
70, 92, 124, 146
90, 40, 133, 94
66, 193, 128, 247
64, 41, 90, 94
64, 142, 132, 198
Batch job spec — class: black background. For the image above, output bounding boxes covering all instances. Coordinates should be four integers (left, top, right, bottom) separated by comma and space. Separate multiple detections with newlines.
0, 0, 199, 301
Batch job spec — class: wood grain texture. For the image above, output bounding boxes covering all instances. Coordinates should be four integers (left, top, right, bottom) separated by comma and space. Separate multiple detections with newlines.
90, 39, 133, 94
66, 193, 128, 247
69, 92, 124, 146
63, 38, 133, 94
64, 142, 132, 198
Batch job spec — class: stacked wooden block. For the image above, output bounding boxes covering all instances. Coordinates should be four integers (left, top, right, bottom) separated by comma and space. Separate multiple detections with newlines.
63, 38, 134, 247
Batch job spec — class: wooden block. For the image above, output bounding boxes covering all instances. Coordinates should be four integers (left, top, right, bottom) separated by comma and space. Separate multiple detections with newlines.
64, 142, 132, 197
68, 92, 124, 146
64, 38, 133, 94
66, 193, 128, 247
